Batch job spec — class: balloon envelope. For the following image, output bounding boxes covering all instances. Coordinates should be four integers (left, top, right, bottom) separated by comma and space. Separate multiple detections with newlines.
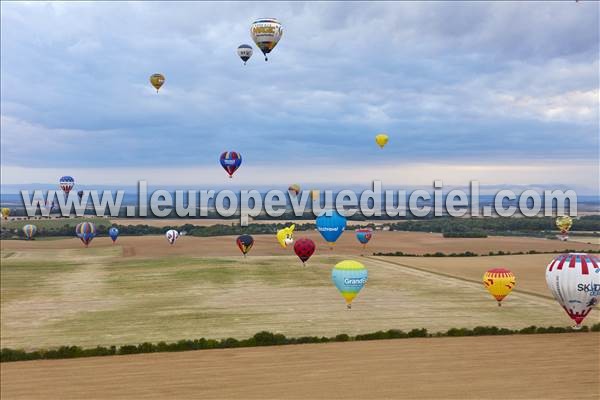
59, 176, 75, 194
355, 228, 372, 245
294, 238, 315, 264
1, 208, 9, 219
332, 260, 368, 307
316, 210, 347, 245
75, 222, 96, 247
546, 253, 599, 327
237, 44, 253, 64
250, 18, 283, 60
22, 224, 37, 240
220, 151, 242, 178
166, 229, 179, 245
482, 268, 516, 305
276, 224, 295, 248
108, 227, 119, 243
236, 234, 254, 255
150, 73, 165, 92
288, 184, 301, 197
375, 134, 389, 148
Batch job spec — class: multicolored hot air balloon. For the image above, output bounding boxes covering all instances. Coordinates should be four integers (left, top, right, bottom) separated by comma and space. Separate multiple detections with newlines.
75, 222, 96, 247
546, 253, 599, 328
375, 133, 389, 149
150, 73, 165, 93
288, 184, 301, 197
276, 224, 295, 248
482, 268, 516, 306
355, 228, 373, 248
1, 208, 9, 220
332, 260, 368, 309
236, 234, 254, 257
250, 18, 283, 61
316, 210, 347, 247
22, 224, 37, 240
108, 227, 119, 243
59, 176, 75, 195
294, 238, 315, 266
166, 229, 179, 245
237, 44, 253, 65
556, 216, 573, 241
220, 151, 242, 178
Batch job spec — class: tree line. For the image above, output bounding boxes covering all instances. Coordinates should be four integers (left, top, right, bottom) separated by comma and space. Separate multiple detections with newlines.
2, 323, 598, 363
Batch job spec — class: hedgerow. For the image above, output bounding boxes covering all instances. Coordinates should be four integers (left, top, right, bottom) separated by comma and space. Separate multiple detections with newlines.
2, 323, 598, 363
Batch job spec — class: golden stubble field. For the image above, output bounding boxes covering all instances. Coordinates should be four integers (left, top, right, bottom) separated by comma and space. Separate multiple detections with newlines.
1, 333, 598, 400
1, 232, 598, 350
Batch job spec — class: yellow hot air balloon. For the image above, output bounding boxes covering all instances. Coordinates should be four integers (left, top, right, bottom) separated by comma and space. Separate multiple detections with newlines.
375, 133, 389, 149
276, 224, 295, 248
1, 208, 9, 220
555, 216, 573, 241
149, 73, 165, 93
483, 268, 516, 306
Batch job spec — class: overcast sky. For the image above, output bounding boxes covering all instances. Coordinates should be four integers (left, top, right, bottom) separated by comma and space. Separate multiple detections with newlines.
1, 1, 598, 192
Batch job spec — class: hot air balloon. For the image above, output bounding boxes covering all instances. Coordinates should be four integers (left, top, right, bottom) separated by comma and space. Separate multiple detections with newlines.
294, 238, 315, 266
166, 229, 179, 245
150, 73, 165, 93
75, 222, 96, 247
77, 190, 84, 199
250, 18, 283, 61
236, 234, 254, 257
482, 268, 516, 306
276, 224, 295, 248
375, 134, 388, 149
556, 216, 573, 241
59, 176, 75, 195
220, 151, 242, 178
332, 260, 368, 309
108, 227, 119, 243
355, 228, 372, 248
288, 184, 301, 197
237, 44, 253, 65
546, 253, 599, 329
316, 210, 347, 247
22, 224, 37, 240
1, 208, 9, 220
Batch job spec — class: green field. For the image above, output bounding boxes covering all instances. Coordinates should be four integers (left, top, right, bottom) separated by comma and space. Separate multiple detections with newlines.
2, 243, 595, 351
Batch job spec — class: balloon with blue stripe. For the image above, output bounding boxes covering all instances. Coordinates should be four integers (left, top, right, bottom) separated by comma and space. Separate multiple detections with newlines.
332, 260, 368, 309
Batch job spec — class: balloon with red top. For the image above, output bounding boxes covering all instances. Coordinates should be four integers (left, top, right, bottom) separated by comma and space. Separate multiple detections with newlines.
546, 253, 600, 329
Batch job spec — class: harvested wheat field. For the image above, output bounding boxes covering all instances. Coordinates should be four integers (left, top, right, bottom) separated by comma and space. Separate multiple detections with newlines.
2, 233, 599, 350
2, 231, 595, 258
2, 333, 598, 400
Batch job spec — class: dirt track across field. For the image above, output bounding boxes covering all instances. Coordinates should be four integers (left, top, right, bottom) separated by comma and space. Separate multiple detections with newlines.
2, 333, 598, 400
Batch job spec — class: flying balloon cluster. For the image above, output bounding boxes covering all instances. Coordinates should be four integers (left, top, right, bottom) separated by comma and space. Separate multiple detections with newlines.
7, 15, 595, 328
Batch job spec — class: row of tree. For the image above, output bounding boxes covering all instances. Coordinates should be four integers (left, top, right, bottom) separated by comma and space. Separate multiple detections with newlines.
372, 248, 599, 257
2, 324, 598, 362
2, 215, 599, 239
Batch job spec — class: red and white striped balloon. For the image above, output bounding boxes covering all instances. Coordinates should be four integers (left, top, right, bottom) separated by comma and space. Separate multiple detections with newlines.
546, 253, 600, 328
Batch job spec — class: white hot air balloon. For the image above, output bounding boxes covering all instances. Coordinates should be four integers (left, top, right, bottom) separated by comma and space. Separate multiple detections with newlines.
237, 44, 253, 65
166, 229, 179, 245
546, 253, 600, 329
250, 18, 283, 61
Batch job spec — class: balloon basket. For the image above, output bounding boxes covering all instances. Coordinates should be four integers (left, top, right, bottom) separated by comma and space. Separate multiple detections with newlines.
346, 304, 352, 310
